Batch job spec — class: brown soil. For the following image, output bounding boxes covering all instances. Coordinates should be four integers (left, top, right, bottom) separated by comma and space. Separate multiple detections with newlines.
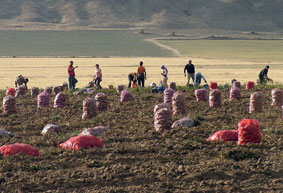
0, 86, 282, 193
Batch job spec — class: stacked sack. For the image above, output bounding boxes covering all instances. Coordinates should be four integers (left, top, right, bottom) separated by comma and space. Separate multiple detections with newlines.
82, 98, 96, 120
246, 81, 255, 90
15, 85, 26, 97
271, 88, 283, 107
95, 93, 108, 113
117, 85, 124, 93
62, 82, 68, 90
53, 86, 63, 95
154, 103, 170, 115
209, 89, 222, 108
238, 119, 262, 145
44, 86, 52, 95
169, 82, 177, 90
210, 82, 218, 89
6, 88, 16, 97
3, 96, 16, 115
229, 86, 241, 101
249, 92, 264, 113
37, 91, 50, 109
163, 88, 174, 103
232, 81, 241, 89
154, 107, 172, 132
195, 89, 207, 102
31, 87, 39, 96
120, 90, 134, 103
54, 92, 67, 108
172, 91, 186, 115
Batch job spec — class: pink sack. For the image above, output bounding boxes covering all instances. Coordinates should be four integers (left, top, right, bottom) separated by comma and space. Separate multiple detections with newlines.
6, 88, 16, 96
59, 135, 103, 150
207, 130, 238, 142
37, 91, 50, 109
163, 88, 174, 103
0, 143, 40, 157
238, 119, 262, 145
120, 90, 133, 103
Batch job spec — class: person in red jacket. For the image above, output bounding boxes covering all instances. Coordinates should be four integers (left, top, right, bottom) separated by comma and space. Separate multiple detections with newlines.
67, 61, 78, 90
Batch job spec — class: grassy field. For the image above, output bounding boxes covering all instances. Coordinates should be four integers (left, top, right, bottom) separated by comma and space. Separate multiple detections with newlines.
1, 57, 283, 89
0, 30, 170, 57
158, 40, 283, 62
0, 86, 282, 192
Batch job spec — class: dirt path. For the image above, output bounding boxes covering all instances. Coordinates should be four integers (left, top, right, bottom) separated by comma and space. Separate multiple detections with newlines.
145, 38, 181, 57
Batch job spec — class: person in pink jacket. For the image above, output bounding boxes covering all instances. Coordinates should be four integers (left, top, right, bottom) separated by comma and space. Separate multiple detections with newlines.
94, 64, 102, 89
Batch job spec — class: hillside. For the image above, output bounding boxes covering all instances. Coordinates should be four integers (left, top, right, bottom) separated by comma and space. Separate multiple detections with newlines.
0, 0, 283, 31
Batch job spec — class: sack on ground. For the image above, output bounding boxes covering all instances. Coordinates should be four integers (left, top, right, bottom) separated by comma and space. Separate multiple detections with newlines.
207, 130, 238, 142
238, 119, 262, 145
249, 92, 264, 113
0, 143, 40, 157
59, 135, 103, 150
82, 98, 96, 120
172, 118, 195, 128
41, 124, 61, 135
3, 95, 16, 114
172, 91, 186, 115
163, 88, 174, 103
154, 108, 172, 132
80, 126, 110, 137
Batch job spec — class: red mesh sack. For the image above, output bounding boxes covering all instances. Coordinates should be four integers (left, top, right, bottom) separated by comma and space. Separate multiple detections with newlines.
271, 88, 283, 107
207, 130, 238, 142
209, 82, 218, 89
229, 86, 241, 101
6, 88, 16, 96
0, 143, 40, 157
246, 81, 255, 90
163, 88, 174, 103
59, 135, 103, 151
195, 89, 207, 102
238, 119, 262, 145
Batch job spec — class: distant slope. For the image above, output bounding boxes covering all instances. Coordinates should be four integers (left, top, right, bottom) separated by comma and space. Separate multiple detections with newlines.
0, 0, 283, 31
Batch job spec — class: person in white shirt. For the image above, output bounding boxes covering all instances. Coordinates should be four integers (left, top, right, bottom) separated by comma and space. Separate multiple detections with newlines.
93, 64, 102, 89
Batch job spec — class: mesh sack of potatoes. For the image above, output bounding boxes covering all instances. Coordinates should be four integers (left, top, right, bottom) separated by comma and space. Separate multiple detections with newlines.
15, 85, 26, 97
154, 103, 171, 115
53, 86, 63, 95
3, 96, 16, 115
117, 85, 125, 93
172, 91, 186, 115
54, 92, 67, 108
271, 88, 283, 107
232, 81, 241, 89
6, 88, 16, 97
37, 91, 50, 109
80, 126, 110, 137
44, 86, 52, 95
120, 90, 134, 103
229, 86, 241, 101
238, 119, 262, 145
41, 124, 61, 135
163, 88, 174, 103
209, 89, 222, 108
195, 89, 207, 102
82, 98, 97, 120
31, 87, 39, 96
169, 82, 177, 90
154, 108, 172, 132
95, 93, 108, 113
249, 92, 264, 113
62, 82, 68, 90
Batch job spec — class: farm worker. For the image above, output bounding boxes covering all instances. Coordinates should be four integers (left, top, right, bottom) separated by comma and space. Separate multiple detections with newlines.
128, 72, 137, 88
194, 72, 207, 86
137, 61, 147, 87
184, 59, 195, 86
15, 75, 29, 89
160, 65, 168, 88
258, 65, 270, 84
94, 64, 102, 89
67, 61, 78, 90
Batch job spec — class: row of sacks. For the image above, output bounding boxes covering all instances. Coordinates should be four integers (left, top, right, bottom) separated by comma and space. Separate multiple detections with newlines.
207, 119, 262, 145
0, 125, 109, 157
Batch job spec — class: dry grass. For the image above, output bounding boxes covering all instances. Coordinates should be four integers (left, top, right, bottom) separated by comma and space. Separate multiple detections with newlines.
1, 57, 283, 89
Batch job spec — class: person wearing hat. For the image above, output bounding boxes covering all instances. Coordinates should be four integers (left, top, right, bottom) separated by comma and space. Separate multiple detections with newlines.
258, 66, 270, 84
194, 72, 207, 86
160, 65, 168, 88
15, 75, 29, 89
184, 59, 195, 86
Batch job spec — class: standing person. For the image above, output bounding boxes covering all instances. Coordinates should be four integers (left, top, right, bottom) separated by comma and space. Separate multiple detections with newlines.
94, 64, 102, 89
137, 61, 146, 87
67, 61, 78, 90
128, 72, 137, 88
258, 66, 270, 84
160, 65, 168, 88
15, 75, 29, 89
184, 59, 195, 86
194, 72, 207, 86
